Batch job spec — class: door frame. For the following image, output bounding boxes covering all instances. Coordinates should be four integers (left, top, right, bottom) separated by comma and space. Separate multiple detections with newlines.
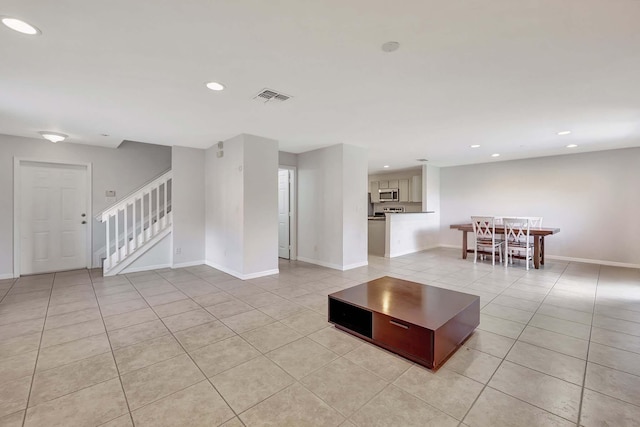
13, 157, 93, 278
278, 166, 297, 261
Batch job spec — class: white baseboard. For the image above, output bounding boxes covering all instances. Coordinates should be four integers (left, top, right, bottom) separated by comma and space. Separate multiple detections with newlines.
204, 261, 279, 280
120, 263, 171, 275
546, 255, 640, 269
437, 244, 640, 269
297, 256, 368, 271
438, 244, 462, 250
342, 260, 369, 270
387, 244, 440, 258
172, 260, 205, 269
0, 273, 15, 280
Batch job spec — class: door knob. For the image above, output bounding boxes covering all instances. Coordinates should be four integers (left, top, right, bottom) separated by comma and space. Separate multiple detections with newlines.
81, 213, 86, 217
81, 221, 87, 224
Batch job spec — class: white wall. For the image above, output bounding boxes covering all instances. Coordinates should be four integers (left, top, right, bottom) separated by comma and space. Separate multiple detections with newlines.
243, 135, 279, 277
171, 146, 205, 267
0, 134, 171, 277
439, 148, 640, 267
342, 144, 368, 269
205, 135, 244, 275
278, 151, 298, 167
298, 144, 368, 270
205, 134, 279, 279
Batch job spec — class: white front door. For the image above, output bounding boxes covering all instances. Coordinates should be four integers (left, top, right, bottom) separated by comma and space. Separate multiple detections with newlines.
278, 169, 290, 259
20, 162, 88, 275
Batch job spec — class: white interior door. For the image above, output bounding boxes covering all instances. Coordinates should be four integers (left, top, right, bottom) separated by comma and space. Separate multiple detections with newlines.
278, 169, 290, 259
20, 162, 88, 274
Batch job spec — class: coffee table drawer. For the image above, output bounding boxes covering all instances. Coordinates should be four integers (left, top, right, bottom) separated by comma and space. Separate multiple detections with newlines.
373, 313, 433, 362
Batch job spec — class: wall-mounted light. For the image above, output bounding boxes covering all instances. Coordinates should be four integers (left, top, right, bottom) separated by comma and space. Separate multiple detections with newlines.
39, 131, 67, 143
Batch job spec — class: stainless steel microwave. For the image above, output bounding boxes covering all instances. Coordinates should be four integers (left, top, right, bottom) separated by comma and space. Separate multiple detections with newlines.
379, 188, 399, 202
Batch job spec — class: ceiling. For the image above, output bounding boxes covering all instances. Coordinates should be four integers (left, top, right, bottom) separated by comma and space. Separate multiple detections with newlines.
1, 0, 639, 172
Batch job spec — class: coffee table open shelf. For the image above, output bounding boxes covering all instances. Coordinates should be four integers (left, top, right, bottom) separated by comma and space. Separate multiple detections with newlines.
328, 276, 480, 369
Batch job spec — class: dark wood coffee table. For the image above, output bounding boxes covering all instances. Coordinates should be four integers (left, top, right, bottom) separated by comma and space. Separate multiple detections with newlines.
328, 276, 480, 369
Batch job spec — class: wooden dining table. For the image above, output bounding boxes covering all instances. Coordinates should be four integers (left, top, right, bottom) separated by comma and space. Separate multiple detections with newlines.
449, 224, 560, 269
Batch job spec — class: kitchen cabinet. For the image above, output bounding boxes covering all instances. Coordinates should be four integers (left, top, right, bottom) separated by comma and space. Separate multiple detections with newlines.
398, 179, 409, 202
410, 175, 422, 202
388, 179, 399, 189
378, 180, 389, 189
370, 181, 380, 203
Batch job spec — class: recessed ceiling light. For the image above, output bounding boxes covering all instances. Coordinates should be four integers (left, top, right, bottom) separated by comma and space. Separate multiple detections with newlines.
383, 165, 390, 168
470, 144, 480, 148
566, 144, 578, 148
206, 81, 225, 91
39, 131, 67, 143
557, 131, 571, 136
491, 153, 500, 157
1, 17, 40, 35
381, 41, 400, 53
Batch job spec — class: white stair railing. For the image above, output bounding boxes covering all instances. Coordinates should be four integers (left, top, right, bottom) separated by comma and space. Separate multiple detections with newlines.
98, 170, 172, 276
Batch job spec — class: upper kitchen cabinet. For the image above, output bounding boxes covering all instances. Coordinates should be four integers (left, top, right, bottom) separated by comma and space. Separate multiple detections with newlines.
410, 175, 422, 202
378, 180, 389, 189
370, 181, 380, 202
398, 179, 409, 202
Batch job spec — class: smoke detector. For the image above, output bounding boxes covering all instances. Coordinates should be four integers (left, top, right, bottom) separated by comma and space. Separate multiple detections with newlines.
253, 88, 292, 103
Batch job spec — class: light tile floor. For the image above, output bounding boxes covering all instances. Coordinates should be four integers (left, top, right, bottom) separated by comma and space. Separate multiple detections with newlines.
1, 248, 640, 426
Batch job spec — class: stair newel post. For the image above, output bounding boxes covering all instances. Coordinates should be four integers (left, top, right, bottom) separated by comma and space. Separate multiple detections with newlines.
116, 208, 121, 263
163, 181, 168, 228
132, 198, 137, 251
105, 214, 111, 271
155, 184, 160, 232
123, 203, 128, 257
145, 191, 150, 242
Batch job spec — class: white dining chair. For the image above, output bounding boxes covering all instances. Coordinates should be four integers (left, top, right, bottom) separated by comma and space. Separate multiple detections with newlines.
528, 217, 543, 228
503, 217, 533, 270
471, 216, 503, 265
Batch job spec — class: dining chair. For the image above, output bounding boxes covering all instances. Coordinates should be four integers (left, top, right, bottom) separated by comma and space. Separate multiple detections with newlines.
528, 217, 543, 228
503, 217, 533, 270
471, 216, 503, 265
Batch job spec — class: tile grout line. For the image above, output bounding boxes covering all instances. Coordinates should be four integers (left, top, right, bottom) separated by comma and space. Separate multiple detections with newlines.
21, 273, 56, 427
575, 264, 601, 427
459, 261, 570, 425
91, 273, 137, 427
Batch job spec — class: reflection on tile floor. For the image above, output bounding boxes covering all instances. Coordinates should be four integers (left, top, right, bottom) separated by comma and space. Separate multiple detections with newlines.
1, 248, 640, 426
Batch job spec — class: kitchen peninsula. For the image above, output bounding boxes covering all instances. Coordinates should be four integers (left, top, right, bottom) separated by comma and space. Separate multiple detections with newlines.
368, 210, 437, 257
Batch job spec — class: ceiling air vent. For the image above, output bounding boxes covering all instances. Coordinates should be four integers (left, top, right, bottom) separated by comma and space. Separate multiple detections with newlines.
253, 88, 292, 103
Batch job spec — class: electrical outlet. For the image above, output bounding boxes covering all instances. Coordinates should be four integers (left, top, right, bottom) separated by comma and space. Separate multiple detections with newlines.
175, 247, 182, 255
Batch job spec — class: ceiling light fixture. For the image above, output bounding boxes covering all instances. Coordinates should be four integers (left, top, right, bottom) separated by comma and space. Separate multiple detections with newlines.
566, 144, 578, 148
1, 17, 41, 35
39, 131, 67, 143
381, 41, 400, 53
470, 144, 480, 148
491, 153, 500, 157
206, 81, 225, 91
383, 165, 390, 168
557, 131, 571, 136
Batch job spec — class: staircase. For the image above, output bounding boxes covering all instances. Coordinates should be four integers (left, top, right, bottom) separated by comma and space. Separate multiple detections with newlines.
98, 170, 172, 276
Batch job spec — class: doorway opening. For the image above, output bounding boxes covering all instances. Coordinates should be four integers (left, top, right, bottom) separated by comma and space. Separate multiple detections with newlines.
278, 167, 296, 260
14, 159, 92, 277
